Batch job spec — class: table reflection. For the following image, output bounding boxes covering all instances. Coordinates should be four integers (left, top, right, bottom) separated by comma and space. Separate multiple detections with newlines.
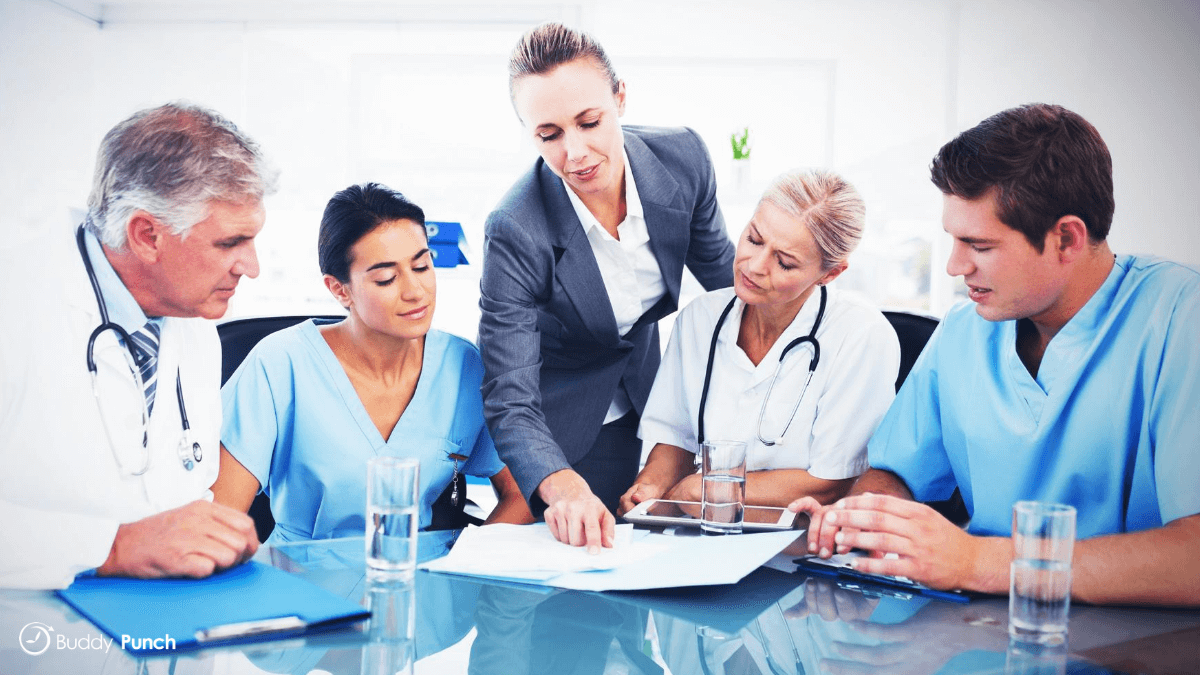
652, 575, 903, 675
242, 531, 472, 675
361, 576, 416, 675
469, 585, 658, 675
2, 531, 1197, 675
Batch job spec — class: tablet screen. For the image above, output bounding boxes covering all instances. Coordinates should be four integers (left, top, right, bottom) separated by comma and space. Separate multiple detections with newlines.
644, 501, 698, 519
643, 501, 793, 525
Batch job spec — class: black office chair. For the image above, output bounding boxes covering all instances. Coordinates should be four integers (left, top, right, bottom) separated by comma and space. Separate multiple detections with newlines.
881, 310, 939, 392
881, 310, 969, 527
219, 315, 345, 386
216, 314, 480, 542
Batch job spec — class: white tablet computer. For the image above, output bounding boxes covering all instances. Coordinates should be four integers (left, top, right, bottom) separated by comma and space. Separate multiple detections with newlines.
623, 499, 799, 531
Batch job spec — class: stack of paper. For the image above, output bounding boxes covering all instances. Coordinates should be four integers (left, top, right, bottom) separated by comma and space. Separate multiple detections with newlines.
421, 524, 662, 580
420, 524, 802, 592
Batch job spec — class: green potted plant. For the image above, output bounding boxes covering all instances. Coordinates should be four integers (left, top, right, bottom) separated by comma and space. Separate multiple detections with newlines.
730, 126, 751, 161
730, 126, 752, 190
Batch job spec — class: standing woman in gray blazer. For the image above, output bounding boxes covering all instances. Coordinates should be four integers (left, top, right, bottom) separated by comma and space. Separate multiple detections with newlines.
478, 22, 736, 550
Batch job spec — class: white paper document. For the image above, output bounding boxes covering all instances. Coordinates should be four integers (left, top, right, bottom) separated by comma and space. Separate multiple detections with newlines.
420, 524, 661, 580
419, 523, 803, 591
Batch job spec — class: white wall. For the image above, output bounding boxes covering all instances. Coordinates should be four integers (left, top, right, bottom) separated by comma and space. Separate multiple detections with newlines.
0, 0, 100, 246
2, 0, 1197, 324
956, 0, 1200, 266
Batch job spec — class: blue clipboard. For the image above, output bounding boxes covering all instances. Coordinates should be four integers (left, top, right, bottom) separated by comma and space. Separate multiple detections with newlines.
56, 561, 370, 654
793, 555, 970, 604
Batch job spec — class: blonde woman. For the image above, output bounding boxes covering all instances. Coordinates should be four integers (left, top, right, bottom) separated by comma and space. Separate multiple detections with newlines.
620, 170, 900, 513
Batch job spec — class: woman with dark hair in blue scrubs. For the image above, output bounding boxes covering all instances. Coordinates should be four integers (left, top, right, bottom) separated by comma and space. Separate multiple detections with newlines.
213, 183, 531, 544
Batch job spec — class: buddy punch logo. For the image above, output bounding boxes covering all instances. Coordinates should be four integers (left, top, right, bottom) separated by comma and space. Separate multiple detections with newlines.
18, 622, 175, 656
18, 622, 54, 656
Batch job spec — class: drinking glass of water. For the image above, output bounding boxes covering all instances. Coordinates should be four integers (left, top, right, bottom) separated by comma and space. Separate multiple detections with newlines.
366, 456, 420, 579
700, 440, 746, 535
1009, 501, 1076, 645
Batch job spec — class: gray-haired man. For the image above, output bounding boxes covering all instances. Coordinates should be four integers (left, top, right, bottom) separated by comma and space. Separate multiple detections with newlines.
0, 102, 277, 589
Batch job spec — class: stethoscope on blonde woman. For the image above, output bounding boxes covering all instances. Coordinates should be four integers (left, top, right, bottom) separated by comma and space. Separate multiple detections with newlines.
696, 285, 827, 448
76, 224, 202, 475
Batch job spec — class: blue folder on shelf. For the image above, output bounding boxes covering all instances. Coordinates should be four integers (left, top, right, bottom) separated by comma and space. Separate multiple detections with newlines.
425, 220, 469, 268
56, 561, 371, 655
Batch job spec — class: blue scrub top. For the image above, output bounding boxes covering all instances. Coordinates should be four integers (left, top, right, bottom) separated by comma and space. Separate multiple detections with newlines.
870, 255, 1200, 539
221, 321, 504, 543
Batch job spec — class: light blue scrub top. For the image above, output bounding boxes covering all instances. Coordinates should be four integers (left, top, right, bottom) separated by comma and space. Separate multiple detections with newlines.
221, 321, 504, 544
870, 255, 1200, 538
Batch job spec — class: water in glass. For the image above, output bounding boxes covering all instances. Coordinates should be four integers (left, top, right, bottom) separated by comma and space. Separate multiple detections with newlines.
366, 504, 418, 577
1009, 558, 1071, 645
701, 474, 745, 535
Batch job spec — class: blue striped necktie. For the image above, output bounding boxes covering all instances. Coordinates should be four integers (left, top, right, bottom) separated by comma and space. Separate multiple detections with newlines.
127, 319, 163, 415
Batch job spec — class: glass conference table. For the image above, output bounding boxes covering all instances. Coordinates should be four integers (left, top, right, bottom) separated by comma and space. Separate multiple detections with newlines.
2, 529, 1198, 675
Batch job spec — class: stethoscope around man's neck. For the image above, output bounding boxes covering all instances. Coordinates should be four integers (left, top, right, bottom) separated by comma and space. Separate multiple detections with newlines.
697, 285, 827, 447
76, 224, 202, 474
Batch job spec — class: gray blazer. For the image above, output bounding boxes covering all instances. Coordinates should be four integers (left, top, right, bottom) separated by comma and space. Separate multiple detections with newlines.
478, 126, 736, 501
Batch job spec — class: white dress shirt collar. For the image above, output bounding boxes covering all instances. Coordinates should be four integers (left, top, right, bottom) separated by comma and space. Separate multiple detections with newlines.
563, 147, 644, 236
82, 226, 152, 333
562, 146, 666, 422
719, 287, 827, 387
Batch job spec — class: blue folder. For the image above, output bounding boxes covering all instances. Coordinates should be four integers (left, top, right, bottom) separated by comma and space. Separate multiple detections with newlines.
425, 220, 468, 267
793, 555, 970, 604
56, 561, 371, 654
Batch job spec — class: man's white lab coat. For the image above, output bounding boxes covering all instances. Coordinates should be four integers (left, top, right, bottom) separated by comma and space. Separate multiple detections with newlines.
0, 228, 221, 589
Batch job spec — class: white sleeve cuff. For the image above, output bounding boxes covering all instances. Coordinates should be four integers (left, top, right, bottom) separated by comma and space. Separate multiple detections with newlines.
637, 419, 699, 456
806, 453, 870, 481
0, 500, 121, 590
